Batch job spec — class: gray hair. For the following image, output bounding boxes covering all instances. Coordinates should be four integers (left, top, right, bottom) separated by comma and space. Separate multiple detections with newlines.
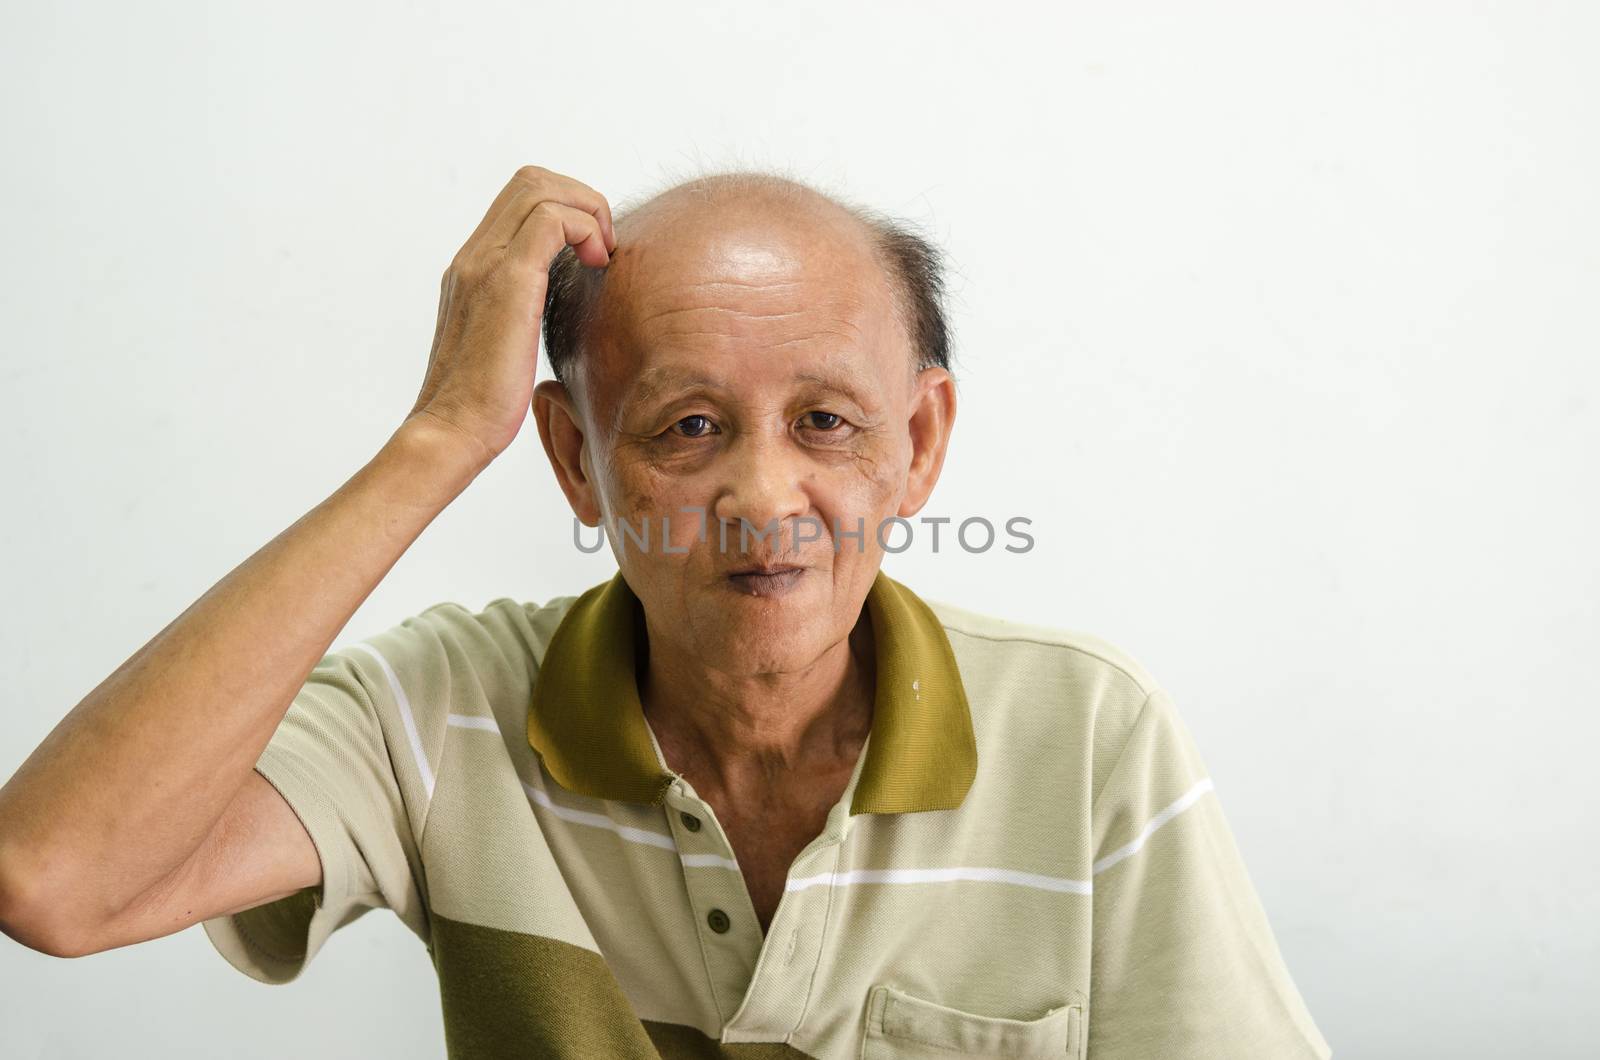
540, 169, 954, 390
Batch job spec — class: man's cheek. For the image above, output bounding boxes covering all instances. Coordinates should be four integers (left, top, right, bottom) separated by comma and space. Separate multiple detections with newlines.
603, 476, 705, 556
831, 449, 903, 520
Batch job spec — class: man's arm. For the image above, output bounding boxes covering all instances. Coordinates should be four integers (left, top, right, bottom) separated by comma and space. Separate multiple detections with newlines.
0, 420, 484, 957
0, 164, 617, 959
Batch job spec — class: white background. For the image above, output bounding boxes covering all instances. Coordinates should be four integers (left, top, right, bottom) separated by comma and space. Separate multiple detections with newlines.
2, 2, 1596, 1057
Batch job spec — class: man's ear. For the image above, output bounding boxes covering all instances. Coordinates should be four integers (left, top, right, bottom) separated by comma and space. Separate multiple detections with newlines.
897, 367, 957, 519
533, 378, 603, 526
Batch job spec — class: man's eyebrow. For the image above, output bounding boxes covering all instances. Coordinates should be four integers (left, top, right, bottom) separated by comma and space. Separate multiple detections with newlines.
792, 370, 871, 406
622, 367, 722, 408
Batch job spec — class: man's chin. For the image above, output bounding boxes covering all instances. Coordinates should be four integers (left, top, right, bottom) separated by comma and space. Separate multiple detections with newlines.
685, 573, 833, 658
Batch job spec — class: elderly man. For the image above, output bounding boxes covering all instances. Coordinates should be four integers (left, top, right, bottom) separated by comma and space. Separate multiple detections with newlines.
0, 166, 1332, 1058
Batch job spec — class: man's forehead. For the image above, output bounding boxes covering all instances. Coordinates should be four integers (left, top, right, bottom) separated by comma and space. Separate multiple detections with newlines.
605, 210, 884, 324
565, 184, 915, 419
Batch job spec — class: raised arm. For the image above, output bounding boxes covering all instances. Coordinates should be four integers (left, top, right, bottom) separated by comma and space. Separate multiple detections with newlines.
0, 165, 616, 958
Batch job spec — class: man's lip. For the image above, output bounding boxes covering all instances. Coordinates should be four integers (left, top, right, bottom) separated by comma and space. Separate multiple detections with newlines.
727, 565, 805, 576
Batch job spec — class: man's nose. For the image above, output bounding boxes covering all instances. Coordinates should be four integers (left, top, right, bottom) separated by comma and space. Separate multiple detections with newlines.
710, 434, 811, 549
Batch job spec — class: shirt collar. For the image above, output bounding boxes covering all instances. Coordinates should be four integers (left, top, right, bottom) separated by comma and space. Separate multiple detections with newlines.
526, 568, 977, 815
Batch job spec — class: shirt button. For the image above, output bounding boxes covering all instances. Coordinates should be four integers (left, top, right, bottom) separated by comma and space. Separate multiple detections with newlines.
707, 908, 731, 933
680, 811, 702, 832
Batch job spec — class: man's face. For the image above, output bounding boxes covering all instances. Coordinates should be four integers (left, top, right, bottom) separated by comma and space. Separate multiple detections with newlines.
535, 191, 954, 678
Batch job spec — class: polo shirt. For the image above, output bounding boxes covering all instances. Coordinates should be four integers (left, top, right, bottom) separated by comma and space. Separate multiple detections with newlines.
202, 569, 1333, 1059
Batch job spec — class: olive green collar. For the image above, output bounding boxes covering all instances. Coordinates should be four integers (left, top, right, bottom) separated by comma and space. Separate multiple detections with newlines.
526, 569, 977, 815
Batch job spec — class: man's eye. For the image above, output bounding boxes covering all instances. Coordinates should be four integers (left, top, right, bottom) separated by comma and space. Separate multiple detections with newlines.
671, 414, 717, 438
801, 411, 844, 431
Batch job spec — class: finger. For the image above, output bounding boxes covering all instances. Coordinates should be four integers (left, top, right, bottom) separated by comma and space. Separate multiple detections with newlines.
459, 174, 535, 255
465, 166, 616, 259
538, 170, 617, 251
501, 170, 616, 253
492, 201, 608, 320
507, 199, 609, 269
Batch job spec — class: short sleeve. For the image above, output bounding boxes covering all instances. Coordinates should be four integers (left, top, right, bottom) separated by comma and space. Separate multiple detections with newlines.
1087, 687, 1333, 1058
200, 639, 433, 984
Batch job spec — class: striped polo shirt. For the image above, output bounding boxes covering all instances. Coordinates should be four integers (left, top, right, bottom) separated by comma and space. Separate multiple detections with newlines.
202, 569, 1333, 1059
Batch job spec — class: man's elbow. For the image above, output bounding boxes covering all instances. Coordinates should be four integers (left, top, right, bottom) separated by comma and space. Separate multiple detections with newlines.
1, 913, 96, 959
0, 857, 100, 959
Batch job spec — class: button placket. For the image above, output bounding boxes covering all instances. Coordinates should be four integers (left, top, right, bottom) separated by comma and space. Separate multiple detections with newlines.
667, 783, 762, 1021
720, 824, 852, 1042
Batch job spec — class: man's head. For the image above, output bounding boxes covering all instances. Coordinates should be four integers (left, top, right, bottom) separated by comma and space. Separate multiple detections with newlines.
531, 169, 957, 679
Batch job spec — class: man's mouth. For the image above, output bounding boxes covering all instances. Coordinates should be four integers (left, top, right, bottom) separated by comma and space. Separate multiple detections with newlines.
725, 564, 806, 596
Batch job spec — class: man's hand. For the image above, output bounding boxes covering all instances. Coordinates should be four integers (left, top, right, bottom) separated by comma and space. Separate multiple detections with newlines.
406, 165, 617, 468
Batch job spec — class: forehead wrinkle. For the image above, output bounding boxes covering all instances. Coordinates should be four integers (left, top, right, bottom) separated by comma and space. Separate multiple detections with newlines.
625, 309, 871, 363
635, 290, 871, 337
642, 304, 812, 326
627, 263, 869, 316
634, 274, 810, 310
655, 278, 807, 291
760, 329, 863, 351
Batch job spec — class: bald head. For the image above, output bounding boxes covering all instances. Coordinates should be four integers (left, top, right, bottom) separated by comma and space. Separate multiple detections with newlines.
541, 170, 952, 400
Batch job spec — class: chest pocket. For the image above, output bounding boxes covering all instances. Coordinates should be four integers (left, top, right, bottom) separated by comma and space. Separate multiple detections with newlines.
861, 984, 1084, 1059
